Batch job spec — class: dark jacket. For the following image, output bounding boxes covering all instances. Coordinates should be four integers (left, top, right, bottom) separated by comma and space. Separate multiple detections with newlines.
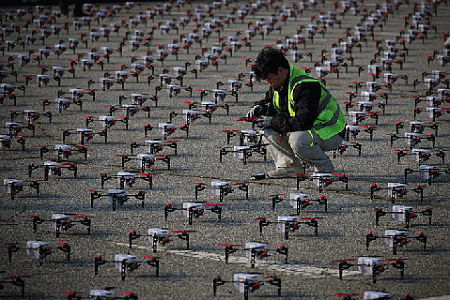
254, 75, 346, 138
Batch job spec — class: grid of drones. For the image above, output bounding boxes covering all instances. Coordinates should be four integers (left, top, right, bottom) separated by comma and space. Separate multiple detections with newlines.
1, 0, 450, 299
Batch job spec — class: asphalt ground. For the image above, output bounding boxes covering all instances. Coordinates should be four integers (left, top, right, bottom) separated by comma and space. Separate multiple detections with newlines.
0, 0, 450, 299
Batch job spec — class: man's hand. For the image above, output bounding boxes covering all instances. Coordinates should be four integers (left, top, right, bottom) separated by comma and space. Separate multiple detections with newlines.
245, 105, 262, 118
256, 116, 272, 129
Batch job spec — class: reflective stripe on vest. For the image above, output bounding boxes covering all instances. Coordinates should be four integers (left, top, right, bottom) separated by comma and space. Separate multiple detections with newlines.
273, 66, 346, 140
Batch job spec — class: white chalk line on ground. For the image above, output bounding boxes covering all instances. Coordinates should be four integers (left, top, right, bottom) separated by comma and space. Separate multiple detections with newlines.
114, 242, 359, 278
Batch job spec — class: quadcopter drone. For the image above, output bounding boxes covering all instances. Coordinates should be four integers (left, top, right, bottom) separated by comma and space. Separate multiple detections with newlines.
164, 202, 223, 225
89, 189, 146, 211
5, 240, 70, 266
116, 153, 173, 171
37, 144, 88, 161
295, 173, 349, 192
3, 178, 41, 200
269, 192, 328, 213
28, 161, 80, 181
332, 256, 406, 283
63, 288, 138, 300
333, 291, 414, 300
129, 228, 195, 252
404, 165, 450, 185
254, 215, 323, 239
192, 181, 249, 202
218, 242, 288, 267
366, 229, 427, 255
94, 254, 162, 280
213, 273, 282, 300
100, 171, 154, 190
31, 213, 93, 237
373, 205, 432, 228
61, 128, 107, 145
370, 182, 425, 203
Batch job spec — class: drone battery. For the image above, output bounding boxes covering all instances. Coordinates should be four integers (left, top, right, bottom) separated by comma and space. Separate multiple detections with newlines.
77, 128, 94, 143
0, 83, 14, 93
114, 254, 138, 272
277, 216, 299, 233
315, 66, 328, 78
432, 70, 445, 80
26, 241, 51, 259
331, 48, 343, 56
131, 63, 145, 73
56, 98, 71, 110
44, 161, 62, 176
55, 144, 72, 158
183, 110, 199, 122
90, 289, 115, 299
183, 202, 203, 218
196, 60, 208, 71
384, 230, 407, 248
387, 183, 406, 198
419, 165, 438, 180
115, 71, 128, 81
346, 125, 360, 134
211, 89, 226, 102
245, 242, 267, 261
137, 154, 155, 168
426, 107, 442, 119
24, 110, 39, 123
289, 193, 309, 209
158, 123, 175, 137
132, 94, 147, 105
392, 205, 414, 223
107, 189, 127, 206
0, 135, 11, 148
3, 179, 23, 194
241, 130, 259, 144
409, 121, 425, 133
201, 101, 216, 112
99, 77, 113, 88
211, 181, 232, 196
99, 115, 115, 128
384, 72, 397, 84
312, 173, 332, 188
228, 79, 242, 91
437, 89, 450, 98
357, 257, 383, 276
366, 82, 381, 92
324, 60, 338, 72
147, 228, 171, 244
368, 65, 382, 75
233, 146, 251, 160
360, 91, 376, 102
117, 171, 136, 187
358, 100, 374, 111
348, 111, 365, 124
51, 214, 72, 230
423, 78, 438, 89
173, 66, 186, 76
145, 140, 162, 153
122, 104, 137, 117
404, 132, 420, 146
234, 273, 259, 294
363, 291, 391, 300
5, 122, 21, 135
411, 148, 430, 162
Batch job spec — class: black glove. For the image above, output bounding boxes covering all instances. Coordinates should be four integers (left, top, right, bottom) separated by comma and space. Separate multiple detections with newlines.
245, 105, 263, 118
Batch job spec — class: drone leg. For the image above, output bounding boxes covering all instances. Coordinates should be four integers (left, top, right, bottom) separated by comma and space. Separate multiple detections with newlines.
121, 259, 127, 281
285, 222, 290, 240
152, 234, 158, 253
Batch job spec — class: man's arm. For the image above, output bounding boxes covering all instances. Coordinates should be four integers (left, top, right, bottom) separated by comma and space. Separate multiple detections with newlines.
271, 81, 321, 132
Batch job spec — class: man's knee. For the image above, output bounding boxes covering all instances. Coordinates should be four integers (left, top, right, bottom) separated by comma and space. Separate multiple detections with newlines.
289, 131, 313, 149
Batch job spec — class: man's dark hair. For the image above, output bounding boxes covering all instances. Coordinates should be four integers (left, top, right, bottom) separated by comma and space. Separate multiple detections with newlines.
252, 47, 290, 79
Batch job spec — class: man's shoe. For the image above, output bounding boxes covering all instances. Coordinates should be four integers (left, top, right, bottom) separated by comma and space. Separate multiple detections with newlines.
267, 167, 299, 178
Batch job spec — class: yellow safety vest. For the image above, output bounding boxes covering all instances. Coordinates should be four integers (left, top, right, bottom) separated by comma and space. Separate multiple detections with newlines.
273, 66, 346, 140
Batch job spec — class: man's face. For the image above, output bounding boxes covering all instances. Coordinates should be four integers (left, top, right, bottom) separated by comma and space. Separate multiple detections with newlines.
265, 67, 288, 89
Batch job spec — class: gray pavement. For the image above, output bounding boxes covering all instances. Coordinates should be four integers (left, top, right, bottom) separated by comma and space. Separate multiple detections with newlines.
1, 0, 450, 299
